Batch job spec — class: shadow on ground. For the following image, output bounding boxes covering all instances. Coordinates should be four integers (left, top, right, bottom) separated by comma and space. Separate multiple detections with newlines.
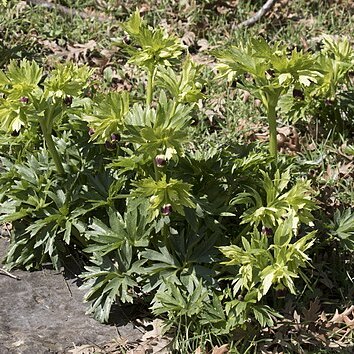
0, 237, 142, 354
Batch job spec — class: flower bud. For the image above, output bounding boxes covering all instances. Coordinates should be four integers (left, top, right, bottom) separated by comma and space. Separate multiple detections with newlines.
161, 204, 172, 216
265, 69, 275, 79
123, 35, 131, 45
275, 287, 287, 298
293, 88, 304, 101
88, 128, 95, 136
105, 140, 116, 151
104, 133, 120, 150
63, 96, 73, 106
110, 133, 120, 142
324, 98, 335, 106
154, 154, 167, 168
261, 227, 273, 236
19, 96, 29, 104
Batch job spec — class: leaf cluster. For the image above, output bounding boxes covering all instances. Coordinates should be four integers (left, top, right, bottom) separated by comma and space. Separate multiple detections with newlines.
0, 13, 342, 352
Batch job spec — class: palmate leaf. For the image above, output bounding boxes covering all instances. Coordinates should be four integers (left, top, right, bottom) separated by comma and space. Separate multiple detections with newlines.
44, 62, 93, 98
321, 34, 354, 63
83, 91, 130, 143
199, 291, 227, 329
141, 224, 219, 294
278, 87, 311, 123
224, 288, 280, 328
152, 277, 208, 317
85, 199, 152, 256
120, 8, 142, 36
330, 208, 354, 251
4, 187, 87, 270
0, 146, 90, 270
84, 215, 126, 256
82, 263, 138, 322
133, 175, 195, 218
214, 37, 272, 78
120, 9, 184, 70
4, 230, 41, 270
0, 59, 42, 98
141, 245, 182, 292
221, 212, 316, 300
232, 169, 315, 229
0, 99, 27, 132
5, 219, 66, 270
0, 59, 43, 132
82, 243, 146, 323
214, 38, 322, 116
156, 56, 204, 103
123, 93, 192, 160
108, 147, 147, 175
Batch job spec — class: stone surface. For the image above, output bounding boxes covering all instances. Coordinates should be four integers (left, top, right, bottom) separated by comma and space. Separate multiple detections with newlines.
0, 238, 141, 354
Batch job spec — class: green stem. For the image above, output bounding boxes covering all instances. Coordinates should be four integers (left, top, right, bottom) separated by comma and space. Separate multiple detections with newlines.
39, 119, 65, 175
171, 100, 177, 117
267, 103, 278, 160
153, 160, 159, 181
146, 68, 155, 106
162, 222, 169, 247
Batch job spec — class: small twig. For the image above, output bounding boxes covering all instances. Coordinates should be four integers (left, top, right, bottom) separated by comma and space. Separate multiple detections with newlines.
0, 267, 21, 280
3, 222, 12, 237
234, 0, 279, 29
63, 276, 73, 297
25, 0, 110, 21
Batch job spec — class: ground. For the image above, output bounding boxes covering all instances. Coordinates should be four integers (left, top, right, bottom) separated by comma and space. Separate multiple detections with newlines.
0, 237, 143, 354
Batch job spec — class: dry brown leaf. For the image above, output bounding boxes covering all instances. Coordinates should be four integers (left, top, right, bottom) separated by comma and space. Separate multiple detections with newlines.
216, 6, 229, 15
141, 319, 164, 341
343, 315, 354, 328
211, 343, 229, 354
329, 305, 354, 325
242, 90, 251, 103
127, 343, 151, 354
293, 310, 301, 323
68, 344, 98, 354
66, 40, 97, 62
319, 311, 328, 322
131, 319, 172, 354
139, 3, 151, 13
40, 39, 63, 54
16, 1, 27, 15
302, 298, 321, 323
182, 31, 196, 47
197, 39, 210, 52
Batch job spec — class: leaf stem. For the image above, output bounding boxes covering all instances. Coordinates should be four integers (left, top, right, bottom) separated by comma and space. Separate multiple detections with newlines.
153, 161, 159, 181
162, 222, 169, 247
146, 68, 155, 106
267, 103, 278, 160
39, 118, 65, 175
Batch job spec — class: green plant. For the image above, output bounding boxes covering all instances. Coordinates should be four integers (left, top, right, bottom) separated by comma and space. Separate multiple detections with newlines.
214, 36, 354, 159
0, 59, 93, 174
328, 208, 354, 251
221, 214, 316, 299
3, 9, 347, 353
119, 9, 184, 106
231, 168, 316, 230
0, 146, 87, 269
0, 60, 106, 270
214, 38, 319, 159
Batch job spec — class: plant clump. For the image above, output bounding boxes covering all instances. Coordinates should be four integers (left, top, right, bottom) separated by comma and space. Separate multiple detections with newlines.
0, 8, 353, 353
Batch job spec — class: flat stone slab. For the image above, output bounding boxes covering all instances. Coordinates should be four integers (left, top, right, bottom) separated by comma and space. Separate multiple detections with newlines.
0, 238, 141, 353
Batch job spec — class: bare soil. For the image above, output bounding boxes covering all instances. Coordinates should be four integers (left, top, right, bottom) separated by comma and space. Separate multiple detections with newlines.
0, 237, 142, 354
